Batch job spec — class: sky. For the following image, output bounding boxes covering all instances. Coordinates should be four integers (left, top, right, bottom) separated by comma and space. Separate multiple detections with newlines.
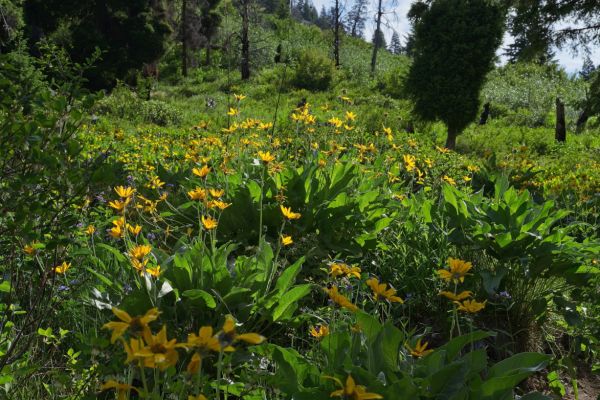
311, 0, 600, 73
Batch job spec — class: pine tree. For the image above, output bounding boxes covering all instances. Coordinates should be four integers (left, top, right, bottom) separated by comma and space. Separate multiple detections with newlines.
346, 0, 367, 38
24, 0, 171, 89
389, 31, 402, 54
581, 55, 596, 81
372, 29, 387, 50
505, 2, 554, 64
405, 0, 505, 149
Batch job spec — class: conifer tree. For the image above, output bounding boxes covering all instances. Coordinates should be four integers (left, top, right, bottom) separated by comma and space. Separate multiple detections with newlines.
405, 0, 505, 149
389, 31, 402, 54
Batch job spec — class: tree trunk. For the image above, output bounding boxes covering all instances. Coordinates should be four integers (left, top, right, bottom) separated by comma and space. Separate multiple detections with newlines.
333, 0, 340, 67
479, 102, 490, 125
240, 0, 250, 80
575, 108, 589, 133
205, 39, 212, 66
181, 0, 188, 77
445, 126, 458, 150
370, 0, 383, 75
555, 97, 566, 142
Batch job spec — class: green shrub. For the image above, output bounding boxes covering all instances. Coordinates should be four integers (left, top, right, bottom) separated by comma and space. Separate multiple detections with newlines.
376, 62, 410, 99
94, 85, 182, 126
94, 84, 141, 119
292, 49, 334, 91
139, 99, 182, 126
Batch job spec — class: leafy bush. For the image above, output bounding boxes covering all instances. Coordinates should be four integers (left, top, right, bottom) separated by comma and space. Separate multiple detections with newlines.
139, 99, 182, 126
482, 63, 587, 127
95, 85, 182, 126
376, 62, 411, 99
292, 49, 334, 91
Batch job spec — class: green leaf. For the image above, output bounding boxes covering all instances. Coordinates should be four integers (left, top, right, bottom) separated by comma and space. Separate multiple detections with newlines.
438, 331, 494, 361
275, 257, 305, 294
96, 243, 126, 262
0, 281, 10, 293
85, 266, 114, 287
272, 284, 312, 321
488, 352, 551, 378
182, 289, 216, 308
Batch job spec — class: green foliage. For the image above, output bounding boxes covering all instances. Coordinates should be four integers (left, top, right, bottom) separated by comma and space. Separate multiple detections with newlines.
376, 61, 411, 99
292, 49, 334, 91
265, 319, 551, 399
0, 0, 24, 50
24, 0, 171, 89
95, 85, 182, 126
406, 0, 505, 147
482, 62, 587, 127
0, 49, 116, 390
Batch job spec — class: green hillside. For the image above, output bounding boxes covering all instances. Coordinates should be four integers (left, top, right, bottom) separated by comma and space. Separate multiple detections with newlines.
1, 1, 599, 399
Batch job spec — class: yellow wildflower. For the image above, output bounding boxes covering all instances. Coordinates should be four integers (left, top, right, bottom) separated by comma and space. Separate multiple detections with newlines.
114, 186, 135, 198
439, 290, 472, 302
324, 286, 358, 312
85, 225, 96, 235
54, 261, 71, 274
281, 235, 293, 246
102, 307, 160, 343
201, 215, 218, 230
406, 338, 434, 357
192, 165, 211, 178
455, 299, 487, 313
403, 154, 416, 172
209, 188, 225, 198
258, 151, 275, 163
108, 198, 130, 213
100, 380, 138, 400
280, 205, 301, 220
217, 315, 266, 350
129, 245, 152, 261
366, 277, 403, 303
188, 188, 207, 201
437, 257, 473, 284
328, 375, 383, 399
309, 324, 329, 339
136, 325, 180, 370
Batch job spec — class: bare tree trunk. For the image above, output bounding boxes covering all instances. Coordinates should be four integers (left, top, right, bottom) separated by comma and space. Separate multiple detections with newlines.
555, 97, 566, 142
370, 0, 383, 75
479, 102, 491, 125
205, 39, 212, 66
240, 0, 250, 80
182, 0, 188, 77
333, 0, 340, 67
445, 126, 458, 150
575, 108, 588, 133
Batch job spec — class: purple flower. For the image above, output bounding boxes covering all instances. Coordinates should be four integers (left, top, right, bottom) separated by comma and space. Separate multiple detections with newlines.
499, 291, 511, 300
58, 285, 69, 292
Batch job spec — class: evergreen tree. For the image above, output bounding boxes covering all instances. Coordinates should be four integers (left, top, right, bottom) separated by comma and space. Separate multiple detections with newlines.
389, 31, 402, 54
505, 1, 554, 64
345, 0, 367, 38
580, 55, 596, 81
317, 5, 330, 29
405, 0, 505, 149
0, 0, 24, 51
403, 0, 430, 56
24, 0, 171, 89
372, 29, 387, 50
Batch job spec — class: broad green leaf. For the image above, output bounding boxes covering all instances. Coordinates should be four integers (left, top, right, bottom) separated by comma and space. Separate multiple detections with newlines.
272, 284, 312, 321
182, 289, 216, 308
275, 257, 305, 294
